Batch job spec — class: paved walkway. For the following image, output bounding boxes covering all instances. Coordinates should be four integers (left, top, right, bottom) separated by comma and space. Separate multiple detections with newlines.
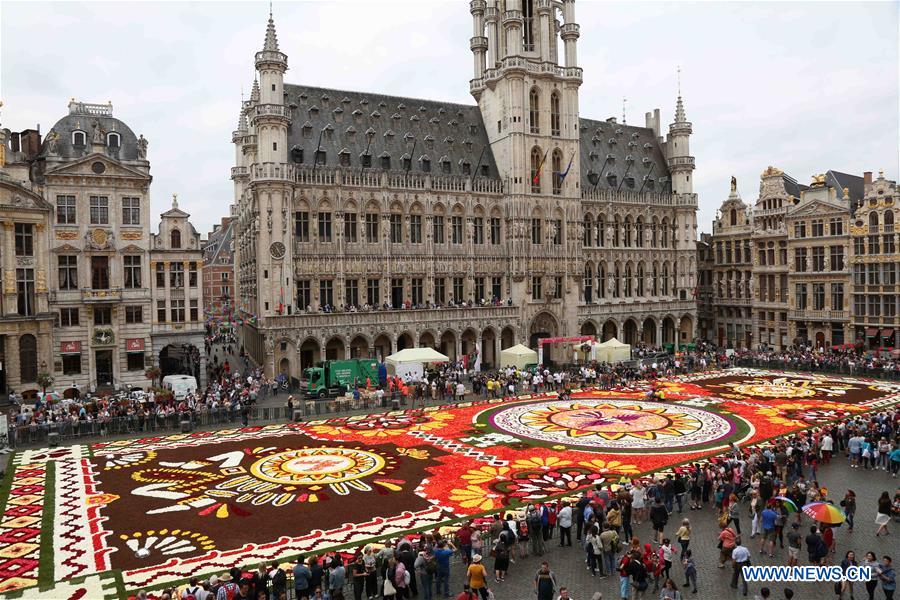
477, 456, 897, 600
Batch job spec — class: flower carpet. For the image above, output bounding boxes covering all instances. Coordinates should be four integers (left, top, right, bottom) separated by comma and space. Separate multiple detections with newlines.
0, 368, 897, 597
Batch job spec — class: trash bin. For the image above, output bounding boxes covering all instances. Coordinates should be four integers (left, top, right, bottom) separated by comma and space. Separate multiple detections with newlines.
48, 432, 59, 448
293, 409, 303, 422
180, 420, 192, 433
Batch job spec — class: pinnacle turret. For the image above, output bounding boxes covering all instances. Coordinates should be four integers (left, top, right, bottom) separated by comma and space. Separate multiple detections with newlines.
250, 77, 260, 102
263, 10, 279, 52
675, 95, 686, 123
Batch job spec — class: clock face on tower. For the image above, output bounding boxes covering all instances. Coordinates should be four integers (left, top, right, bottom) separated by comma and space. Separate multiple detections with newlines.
269, 241, 286, 259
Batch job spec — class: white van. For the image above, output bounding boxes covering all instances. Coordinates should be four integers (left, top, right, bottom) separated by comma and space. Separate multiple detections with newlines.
161, 374, 198, 400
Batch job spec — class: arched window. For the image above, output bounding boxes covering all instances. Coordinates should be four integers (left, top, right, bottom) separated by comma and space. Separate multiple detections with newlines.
107, 132, 121, 149
869, 211, 879, 231
624, 264, 633, 297
662, 263, 670, 296
671, 218, 678, 246
637, 262, 645, 296
19, 334, 37, 383
635, 217, 644, 248
550, 91, 561, 136
651, 218, 658, 247
171, 229, 182, 249
660, 218, 669, 248
885, 210, 894, 231
597, 216, 605, 247
730, 208, 737, 226
624, 216, 633, 247
584, 264, 593, 303
597, 264, 606, 299
529, 88, 540, 134
613, 216, 621, 247
72, 130, 86, 146
614, 265, 621, 298
551, 149, 563, 195
530, 146, 543, 194
584, 215, 593, 247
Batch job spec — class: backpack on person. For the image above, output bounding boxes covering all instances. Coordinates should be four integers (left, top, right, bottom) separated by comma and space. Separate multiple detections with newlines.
424, 555, 437, 576
183, 586, 200, 600
220, 582, 239, 600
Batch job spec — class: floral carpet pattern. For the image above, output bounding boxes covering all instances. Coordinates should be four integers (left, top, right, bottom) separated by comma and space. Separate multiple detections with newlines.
1, 368, 897, 596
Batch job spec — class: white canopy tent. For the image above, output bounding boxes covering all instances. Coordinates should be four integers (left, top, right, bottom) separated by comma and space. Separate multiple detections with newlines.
385, 347, 450, 378
499, 344, 539, 370
594, 338, 632, 363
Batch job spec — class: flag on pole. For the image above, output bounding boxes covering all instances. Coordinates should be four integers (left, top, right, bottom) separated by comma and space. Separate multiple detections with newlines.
556, 152, 575, 181
532, 149, 549, 185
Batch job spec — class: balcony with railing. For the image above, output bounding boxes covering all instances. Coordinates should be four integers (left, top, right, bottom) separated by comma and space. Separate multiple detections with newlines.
266, 304, 520, 332
290, 165, 505, 195
251, 162, 295, 182
249, 104, 291, 120
789, 309, 849, 321
81, 288, 123, 303
231, 166, 249, 179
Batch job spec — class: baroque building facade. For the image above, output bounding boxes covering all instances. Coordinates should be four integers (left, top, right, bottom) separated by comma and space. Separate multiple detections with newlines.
233, 3, 699, 378
1, 100, 206, 393
707, 168, 898, 351
0, 127, 55, 395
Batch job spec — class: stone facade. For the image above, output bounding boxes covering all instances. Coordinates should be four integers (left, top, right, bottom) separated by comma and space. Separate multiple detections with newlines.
2, 100, 206, 393
149, 196, 206, 385
201, 216, 235, 315
233, 5, 698, 378
704, 168, 899, 351
850, 171, 898, 348
0, 128, 55, 394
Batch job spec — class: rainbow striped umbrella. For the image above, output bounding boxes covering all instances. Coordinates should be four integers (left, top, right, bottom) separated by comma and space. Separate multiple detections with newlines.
802, 502, 846, 525
774, 496, 798, 513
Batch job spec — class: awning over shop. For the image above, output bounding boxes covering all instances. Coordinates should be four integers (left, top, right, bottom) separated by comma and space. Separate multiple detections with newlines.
866, 328, 879, 337
881, 328, 895, 338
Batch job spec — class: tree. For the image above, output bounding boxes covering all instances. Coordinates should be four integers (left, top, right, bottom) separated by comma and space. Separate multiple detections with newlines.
37, 372, 54, 395
145, 366, 162, 386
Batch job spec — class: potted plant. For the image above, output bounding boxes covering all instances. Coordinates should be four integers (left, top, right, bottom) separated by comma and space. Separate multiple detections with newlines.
37, 372, 54, 396
145, 366, 162, 386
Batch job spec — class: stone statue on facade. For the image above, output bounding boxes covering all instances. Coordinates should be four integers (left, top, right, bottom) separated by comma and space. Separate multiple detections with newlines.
46, 131, 60, 155
731, 175, 737, 193
92, 120, 104, 144
137, 135, 148, 159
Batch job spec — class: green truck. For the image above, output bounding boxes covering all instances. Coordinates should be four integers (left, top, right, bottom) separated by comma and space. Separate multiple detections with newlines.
299, 359, 380, 399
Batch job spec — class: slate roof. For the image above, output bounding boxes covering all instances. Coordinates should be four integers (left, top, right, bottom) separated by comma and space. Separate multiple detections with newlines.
827, 170, 865, 205
578, 118, 671, 193
781, 173, 808, 199
43, 113, 141, 161
204, 219, 234, 264
281, 85, 673, 191
283, 85, 500, 180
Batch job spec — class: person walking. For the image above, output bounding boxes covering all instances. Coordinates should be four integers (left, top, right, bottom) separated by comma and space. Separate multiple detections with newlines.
839, 490, 856, 533
717, 524, 737, 569
675, 519, 691, 557
465, 555, 489, 600
534, 561, 558, 600
876, 491, 892, 537
731, 540, 751, 596
414, 548, 435, 600
650, 497, 669, 545
863, 551, 880, 600
558, 501, 573, 547
681, 549, 697, 594
878, 556, 896, 600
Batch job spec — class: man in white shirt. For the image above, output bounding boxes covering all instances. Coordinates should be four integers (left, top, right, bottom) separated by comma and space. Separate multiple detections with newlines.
731, 542, 751, 595
821, 433, 834, 463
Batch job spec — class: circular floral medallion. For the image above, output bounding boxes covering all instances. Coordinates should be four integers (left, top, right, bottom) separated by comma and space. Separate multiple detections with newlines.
483, 398, 748, 453
729, 382, 816, 399
250, 447, 385, 486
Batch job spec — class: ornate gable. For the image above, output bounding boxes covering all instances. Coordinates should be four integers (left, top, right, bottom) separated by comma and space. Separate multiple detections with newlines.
44, 153, 150, 181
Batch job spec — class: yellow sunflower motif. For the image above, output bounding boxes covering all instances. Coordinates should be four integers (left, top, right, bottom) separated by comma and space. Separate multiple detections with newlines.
449, 485, 502, 510
309, 410, 455, 438
519, 402, 701, 441
578, 458, 641, 475
461, 465, 511, 485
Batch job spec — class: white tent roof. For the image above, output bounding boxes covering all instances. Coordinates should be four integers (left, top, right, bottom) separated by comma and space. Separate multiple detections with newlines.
597, 337, 629, 348
385, 347, 449, 364
501, 343, 537, 357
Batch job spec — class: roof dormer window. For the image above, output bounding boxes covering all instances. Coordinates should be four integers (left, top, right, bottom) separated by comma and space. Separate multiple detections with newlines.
420, 155, 431, 173
380, 152, 391, 170
107, 132, 121, 149
339, 149, 351, 167
72, 130, 86, 146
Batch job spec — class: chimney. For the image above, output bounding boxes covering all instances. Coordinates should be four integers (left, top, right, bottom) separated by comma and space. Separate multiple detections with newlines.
863, 171, 872, 186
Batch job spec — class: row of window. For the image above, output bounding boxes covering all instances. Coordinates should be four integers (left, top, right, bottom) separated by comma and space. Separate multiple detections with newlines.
61, 352, 145, 376
528, 88, 562, 137
56, 195, 141, 226
852, 235, 896, 255
71, 130, 120, 148
56, 256, 199, 290
296, 276, 505, 309
290, 146, 489, 177
794, 283, 845, 311
58, 305, 148, 327
295, 212, 504, 245
582, 263, 679, 301
792, 217, 846, 239
156, 299, 200, 323
584, 217, 677, 249
852, 294, 899, 318
852, 263, 898, 286
793, 246, 846, 272
715, 241, 753, 264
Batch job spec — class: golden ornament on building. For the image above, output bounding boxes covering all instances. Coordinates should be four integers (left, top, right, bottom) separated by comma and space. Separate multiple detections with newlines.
56, 230, 79, 240
121, 231, 143, 240
91, 228, 109, 247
